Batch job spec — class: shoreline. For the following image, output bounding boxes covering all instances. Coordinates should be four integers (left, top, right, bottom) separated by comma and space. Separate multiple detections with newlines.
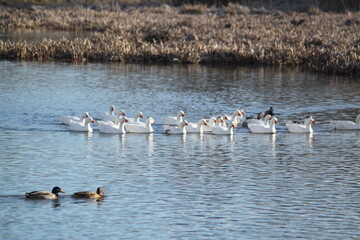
0, 5, 359, 76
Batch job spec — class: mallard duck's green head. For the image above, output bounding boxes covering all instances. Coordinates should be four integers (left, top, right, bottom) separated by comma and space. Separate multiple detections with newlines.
97, 187, 104, 195
52, 186, 65, 194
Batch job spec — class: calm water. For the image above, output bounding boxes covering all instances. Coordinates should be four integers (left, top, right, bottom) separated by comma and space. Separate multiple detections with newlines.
0, 60, 359, 240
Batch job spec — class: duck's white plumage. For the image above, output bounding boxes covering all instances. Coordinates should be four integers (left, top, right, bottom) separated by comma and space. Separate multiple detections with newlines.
214, 116, 227, 127
247, 114, 272, 126
330, 113, 360, 130
98, 105, 116, 121
248, 117, 278, 134
100, 110, 126, 124
286, 116, 316, 133
112, 110, 126, 123
187, 119, 208, 133
235, 109, 246, 125
203, 117, 218, 132
161, 111, 185, 125
126, 117, 156, 133
211, 121, 236, 135
163, 120, 188, 134
127, 111, 144, 124
69, 117, 95, 132
225, 110, 244, 126
98, 117, 128, 134
60, 112, 89, 125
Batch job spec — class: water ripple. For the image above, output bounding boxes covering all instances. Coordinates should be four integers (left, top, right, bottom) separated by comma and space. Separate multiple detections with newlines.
0, 62, 359, 240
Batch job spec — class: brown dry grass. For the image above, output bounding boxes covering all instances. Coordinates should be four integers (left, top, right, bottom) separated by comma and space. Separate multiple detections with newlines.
0, 5, 359, 75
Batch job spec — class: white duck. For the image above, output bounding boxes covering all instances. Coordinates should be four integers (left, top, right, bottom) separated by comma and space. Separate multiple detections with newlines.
242, 112, 264, 127
163, 120, 188, 134
286, 116, 316, 133
236, 109, 246, 124
187, 119, 209, 133
211, 121, 236, 135
69, 117, 95, 132
161, 111, 185, 125
111, 110, 126, 123
127, 111, 144, 124
99, 110, 126, 124
217, 116, 227, 127
247, 114, 272, 126
98, 117, 129, 134
225, 110, 244, 126
125, 117, 156, 133
203, 117, 218, 132
98, 105, 117, 122
330, 113, 360, 130
60, 112, 89, 125
248, 116, 278, 134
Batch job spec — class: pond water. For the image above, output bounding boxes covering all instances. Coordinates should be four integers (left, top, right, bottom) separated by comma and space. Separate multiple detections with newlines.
0, 60, 359, 240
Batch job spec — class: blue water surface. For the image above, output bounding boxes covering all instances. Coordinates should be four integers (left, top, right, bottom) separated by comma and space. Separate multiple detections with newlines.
0, 61, 359, 240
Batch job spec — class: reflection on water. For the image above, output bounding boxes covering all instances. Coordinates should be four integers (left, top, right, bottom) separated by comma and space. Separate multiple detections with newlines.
287, 132, 314, 148
0, 61, 359, 240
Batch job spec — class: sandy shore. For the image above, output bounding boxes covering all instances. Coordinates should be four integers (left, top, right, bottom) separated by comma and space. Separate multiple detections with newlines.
0, 5, 359, 75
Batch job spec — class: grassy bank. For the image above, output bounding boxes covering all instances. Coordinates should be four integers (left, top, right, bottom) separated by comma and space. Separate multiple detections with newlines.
1, 0, 359, 12
0, 5, 359, 75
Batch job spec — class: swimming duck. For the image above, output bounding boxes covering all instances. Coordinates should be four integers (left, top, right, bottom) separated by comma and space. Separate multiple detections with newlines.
187, 119, 209, 133
217, 116, 227, 127
163, 120, 188, 134
286, 116, 316, 133
330, 113, 360, 130
264, 107, 274, 116
25, 186, 65, 200
98, 117, 129, 134
248, 116, 278, 134
71, 187, 104, 199
161, 111, 185, 125
242, 112, 264, 127
203, 117, 218, 132
69, 117, 95, 132
224, 110, 244, 126
98, 106, 126, 122
111, 110, 126, 123
246, 114, 272, 126
125, 117, 156, 133
60, 112, 90, 125
127, 111, 144, 124
98, 105, 115, 121
211, 121, 236, 135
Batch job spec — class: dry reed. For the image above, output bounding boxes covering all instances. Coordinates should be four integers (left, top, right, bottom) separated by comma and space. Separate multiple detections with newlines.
0, 5, 359, 75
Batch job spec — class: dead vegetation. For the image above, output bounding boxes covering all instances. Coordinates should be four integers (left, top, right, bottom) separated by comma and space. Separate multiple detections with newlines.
0, 5, 359, 75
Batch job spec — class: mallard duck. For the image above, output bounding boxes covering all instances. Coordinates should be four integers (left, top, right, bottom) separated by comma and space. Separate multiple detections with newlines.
25, 186, 65, 200
71, 187, 104, 199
